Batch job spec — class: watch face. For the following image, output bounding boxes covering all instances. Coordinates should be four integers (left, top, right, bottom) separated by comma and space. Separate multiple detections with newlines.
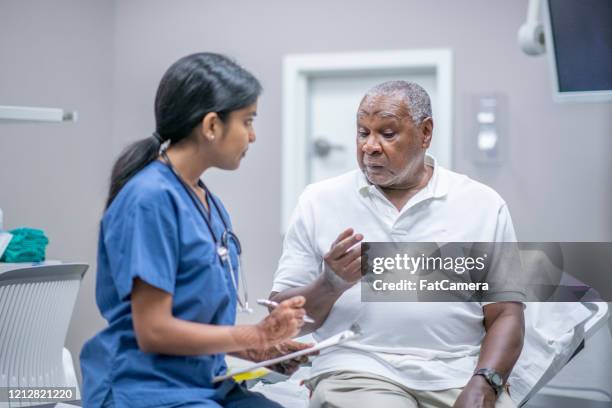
491, 373, 503, 386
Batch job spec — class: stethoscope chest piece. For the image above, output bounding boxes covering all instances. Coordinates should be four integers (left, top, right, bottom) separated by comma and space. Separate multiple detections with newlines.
217, 245, 229, 260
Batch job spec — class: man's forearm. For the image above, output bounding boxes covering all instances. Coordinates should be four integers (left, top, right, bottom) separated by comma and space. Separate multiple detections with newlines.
476, 303, 525, 381
270, 272, 346, 335
454, 304, 524, 406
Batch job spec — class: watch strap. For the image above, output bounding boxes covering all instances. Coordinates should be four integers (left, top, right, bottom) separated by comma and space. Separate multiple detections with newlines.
473, 368, 504, 396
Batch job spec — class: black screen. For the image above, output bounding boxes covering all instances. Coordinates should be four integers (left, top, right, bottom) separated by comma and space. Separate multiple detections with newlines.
548, 0, 612, 92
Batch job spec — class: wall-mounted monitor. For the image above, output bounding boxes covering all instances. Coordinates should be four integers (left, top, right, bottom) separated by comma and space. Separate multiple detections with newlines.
543, 0, 612, 102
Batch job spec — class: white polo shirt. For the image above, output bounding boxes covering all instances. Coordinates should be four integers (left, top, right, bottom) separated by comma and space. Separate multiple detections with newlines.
273, 155, 591, 400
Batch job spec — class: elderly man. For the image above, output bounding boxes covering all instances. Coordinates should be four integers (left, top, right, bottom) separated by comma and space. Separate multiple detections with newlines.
270, 81, 524, 408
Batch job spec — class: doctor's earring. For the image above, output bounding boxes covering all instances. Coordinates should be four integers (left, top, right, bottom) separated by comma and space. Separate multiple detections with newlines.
207, 134, 215, 142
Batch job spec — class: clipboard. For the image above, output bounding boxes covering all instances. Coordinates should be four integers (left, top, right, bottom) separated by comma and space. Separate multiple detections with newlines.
213, 326, 361, 383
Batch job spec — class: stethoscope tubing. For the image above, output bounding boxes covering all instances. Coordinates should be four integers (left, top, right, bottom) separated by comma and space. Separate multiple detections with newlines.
160, 152, 250, 312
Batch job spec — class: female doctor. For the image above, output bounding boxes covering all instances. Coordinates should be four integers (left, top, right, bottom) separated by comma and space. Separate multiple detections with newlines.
80, 53, 308, 407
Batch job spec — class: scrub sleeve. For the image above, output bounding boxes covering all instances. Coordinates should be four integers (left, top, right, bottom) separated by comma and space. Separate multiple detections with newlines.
105, 196, 178, 300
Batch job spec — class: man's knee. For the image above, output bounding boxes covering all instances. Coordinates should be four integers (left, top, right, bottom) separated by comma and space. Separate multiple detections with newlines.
309, 378, 340, 408
308, 372, 417, 408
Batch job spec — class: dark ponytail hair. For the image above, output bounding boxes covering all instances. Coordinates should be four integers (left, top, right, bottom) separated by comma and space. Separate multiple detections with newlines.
105, 52, 262, 209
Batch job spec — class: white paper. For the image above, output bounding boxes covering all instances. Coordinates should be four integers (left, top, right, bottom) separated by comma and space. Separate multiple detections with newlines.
213, 329, 360, 383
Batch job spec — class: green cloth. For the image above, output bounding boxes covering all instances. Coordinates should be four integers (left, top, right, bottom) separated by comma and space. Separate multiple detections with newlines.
0, 228, 49, 262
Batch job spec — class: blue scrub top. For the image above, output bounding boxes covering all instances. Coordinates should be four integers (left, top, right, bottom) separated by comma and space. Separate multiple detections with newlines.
80, 160, 240, 407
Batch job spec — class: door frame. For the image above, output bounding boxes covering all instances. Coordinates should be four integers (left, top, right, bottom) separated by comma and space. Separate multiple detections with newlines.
282, 49, 453, 232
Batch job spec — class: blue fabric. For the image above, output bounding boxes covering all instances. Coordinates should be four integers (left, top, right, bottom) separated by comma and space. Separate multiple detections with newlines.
102, 383, 284, 408
80, 161, 244, 408
175, 383, 283, 408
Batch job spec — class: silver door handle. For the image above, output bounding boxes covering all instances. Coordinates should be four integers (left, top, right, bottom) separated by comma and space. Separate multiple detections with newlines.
312, 137, 345, 158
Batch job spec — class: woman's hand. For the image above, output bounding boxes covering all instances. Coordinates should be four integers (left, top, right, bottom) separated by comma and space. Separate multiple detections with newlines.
244, 340, 317, 375
255, 296, 306, 348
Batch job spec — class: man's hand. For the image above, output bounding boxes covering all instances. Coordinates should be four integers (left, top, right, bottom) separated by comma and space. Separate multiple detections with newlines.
453, 375, 497, 408
243, 340, 317, 376
268, 228, 365, 335
323, 228, 364, 291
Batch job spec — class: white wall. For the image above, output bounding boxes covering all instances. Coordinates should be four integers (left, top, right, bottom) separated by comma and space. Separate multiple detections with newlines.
0, 0, 115, 379
0, 0, 610, 384
110, 0, 612, 330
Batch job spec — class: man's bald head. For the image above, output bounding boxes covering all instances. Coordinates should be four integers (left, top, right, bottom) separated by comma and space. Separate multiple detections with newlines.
356, 80, 434, 189
359, 80, 432, 125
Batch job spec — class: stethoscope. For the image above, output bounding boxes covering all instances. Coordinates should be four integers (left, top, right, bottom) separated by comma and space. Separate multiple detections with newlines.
161, 150, 252, 313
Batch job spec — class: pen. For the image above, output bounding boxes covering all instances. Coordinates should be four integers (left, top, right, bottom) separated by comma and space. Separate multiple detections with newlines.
256, 299, 315, 324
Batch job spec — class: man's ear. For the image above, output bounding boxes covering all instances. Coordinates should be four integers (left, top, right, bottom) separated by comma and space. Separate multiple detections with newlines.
420, 117, 434, 148
201, 112, 221, 142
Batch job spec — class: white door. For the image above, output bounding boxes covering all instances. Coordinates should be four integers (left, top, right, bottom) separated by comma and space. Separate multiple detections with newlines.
282, 50, 453, 231
308, 72, 440, 183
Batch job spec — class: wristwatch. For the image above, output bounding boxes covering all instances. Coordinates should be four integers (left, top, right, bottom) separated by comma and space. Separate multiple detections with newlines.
473, 368, 504, 396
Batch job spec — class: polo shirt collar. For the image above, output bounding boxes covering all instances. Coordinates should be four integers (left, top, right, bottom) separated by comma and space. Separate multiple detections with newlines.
357, 154, 449, 199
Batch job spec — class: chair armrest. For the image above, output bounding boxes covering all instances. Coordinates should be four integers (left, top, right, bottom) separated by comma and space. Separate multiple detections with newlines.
583, 302, 610, 339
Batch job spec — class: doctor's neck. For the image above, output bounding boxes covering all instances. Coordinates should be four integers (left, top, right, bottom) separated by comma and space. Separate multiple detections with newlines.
162, 141, 211, 188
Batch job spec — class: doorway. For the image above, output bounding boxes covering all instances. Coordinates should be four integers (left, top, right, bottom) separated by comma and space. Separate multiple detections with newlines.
282, 49, 453, 231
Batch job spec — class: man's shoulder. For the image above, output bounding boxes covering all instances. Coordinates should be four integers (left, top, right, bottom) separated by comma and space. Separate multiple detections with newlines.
440, 166, 507, 207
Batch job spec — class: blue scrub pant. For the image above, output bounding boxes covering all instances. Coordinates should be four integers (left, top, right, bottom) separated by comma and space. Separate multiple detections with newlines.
101, 382, 283, 408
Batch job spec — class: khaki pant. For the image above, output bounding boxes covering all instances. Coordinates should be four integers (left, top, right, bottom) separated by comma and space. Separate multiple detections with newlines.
305, 371, 517, 408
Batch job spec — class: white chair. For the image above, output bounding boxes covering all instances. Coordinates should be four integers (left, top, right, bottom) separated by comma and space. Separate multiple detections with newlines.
520, 302, 611, 407
0, 263, 87, 407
